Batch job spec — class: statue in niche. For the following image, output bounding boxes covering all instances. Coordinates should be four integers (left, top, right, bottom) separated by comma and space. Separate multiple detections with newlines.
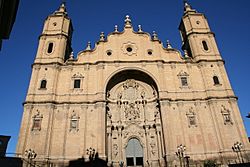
141, 90, 145, 99
154, 103, 160, 118
150, 139, 157, 156
186, 107, 197, 127
113, 144, 118, 157
152, 89, 157, 97
107, 110, 112, 120
107, 90, 110, 98
124, 102, 140, 120
117, 92, 122, 99
150, 139, 156, 149
221, 105, 233, 125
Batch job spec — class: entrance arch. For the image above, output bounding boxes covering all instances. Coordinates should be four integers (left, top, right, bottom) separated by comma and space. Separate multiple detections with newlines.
105, 70, 164, 167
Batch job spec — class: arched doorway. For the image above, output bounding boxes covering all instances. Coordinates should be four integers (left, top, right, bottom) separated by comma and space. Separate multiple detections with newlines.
106, 70, 164, 167
126, 138, 143, 167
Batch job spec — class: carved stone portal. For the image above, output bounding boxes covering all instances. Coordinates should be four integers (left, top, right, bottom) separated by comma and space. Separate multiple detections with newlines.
106, 78, 164, 166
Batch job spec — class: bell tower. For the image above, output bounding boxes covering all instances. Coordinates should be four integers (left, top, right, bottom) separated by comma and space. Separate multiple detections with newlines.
34, 3, 73, 64
179, 1, 222, 61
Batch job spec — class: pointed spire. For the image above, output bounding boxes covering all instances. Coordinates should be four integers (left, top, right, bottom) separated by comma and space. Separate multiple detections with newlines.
152, 31, 159, 41
85, 41, 91, 51
99, 32, 105, 42
124, 15, 132, 28
114, 25, 119, 33
54, 2, 67, 16
138, 25, 143, 33
166, 40, 172, 49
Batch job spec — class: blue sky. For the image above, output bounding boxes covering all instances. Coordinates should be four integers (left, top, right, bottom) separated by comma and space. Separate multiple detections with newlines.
0, 0, 249, 154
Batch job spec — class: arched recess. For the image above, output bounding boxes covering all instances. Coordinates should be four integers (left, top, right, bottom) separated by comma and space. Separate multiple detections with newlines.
105, 69, 159, 95
105, 70, 164, 167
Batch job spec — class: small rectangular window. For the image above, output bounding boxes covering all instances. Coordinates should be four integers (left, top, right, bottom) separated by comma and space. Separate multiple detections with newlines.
224, 114, 231, 123
136, 157, 143, 166
126, 157, 134, 166
74, 79, 81, 88
181, 77, 188, 86
189, 116, 196, 126
32, 119, 41, 130
70, 119, 77, 129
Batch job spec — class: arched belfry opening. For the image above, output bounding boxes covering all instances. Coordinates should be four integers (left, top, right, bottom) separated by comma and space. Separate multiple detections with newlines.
105, 70, 165, 167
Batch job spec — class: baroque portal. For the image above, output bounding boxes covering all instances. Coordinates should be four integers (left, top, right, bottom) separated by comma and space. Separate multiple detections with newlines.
106, 71, 164, 167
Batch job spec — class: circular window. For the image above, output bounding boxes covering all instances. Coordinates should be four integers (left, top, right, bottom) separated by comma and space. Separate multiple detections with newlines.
148, 50, 153, 55
107, 51, 112, 56
53, 22, 57, 26
126, 47, 133, 52
196, 21, 200, 25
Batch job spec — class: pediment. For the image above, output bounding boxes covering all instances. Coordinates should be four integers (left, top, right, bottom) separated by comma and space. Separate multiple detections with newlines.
73, 16, 183, 63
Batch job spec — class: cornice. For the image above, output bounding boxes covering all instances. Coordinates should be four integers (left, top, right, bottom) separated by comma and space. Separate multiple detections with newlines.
23, 96, 238, 106
32, 59, 225, 68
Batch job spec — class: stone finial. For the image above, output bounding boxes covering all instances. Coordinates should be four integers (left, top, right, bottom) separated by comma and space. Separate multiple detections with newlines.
183, 0, 195, 13
114, 25, 119, 32
124, 15, 132, 28
59, 2, 66, 11
152, 31, 159, 41
138, 25, 143, 32
85, 41, 91, 51
69, 52, 74, 59
166, 40, 172, 49
99, 32, 105, 42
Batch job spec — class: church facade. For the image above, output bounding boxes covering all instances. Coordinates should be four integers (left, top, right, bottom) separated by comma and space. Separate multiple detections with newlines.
16, 2, 250, 167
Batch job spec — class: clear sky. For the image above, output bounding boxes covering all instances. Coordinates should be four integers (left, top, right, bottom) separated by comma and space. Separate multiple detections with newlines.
0, 0, 249, 155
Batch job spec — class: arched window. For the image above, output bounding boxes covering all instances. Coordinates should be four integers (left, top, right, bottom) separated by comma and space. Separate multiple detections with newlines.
126, 138, 143, 166
202, 41, 209, 51
47, 43, 54, 53
40, 80, 47, 89
213, 76, 220, 85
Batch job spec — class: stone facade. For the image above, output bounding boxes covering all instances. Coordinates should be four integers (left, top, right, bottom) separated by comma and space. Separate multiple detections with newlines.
16, 2, 250, 167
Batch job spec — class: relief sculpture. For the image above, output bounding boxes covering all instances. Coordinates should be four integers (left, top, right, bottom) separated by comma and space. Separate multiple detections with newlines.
113, 144, 118, 157
124, 102, 140, 120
